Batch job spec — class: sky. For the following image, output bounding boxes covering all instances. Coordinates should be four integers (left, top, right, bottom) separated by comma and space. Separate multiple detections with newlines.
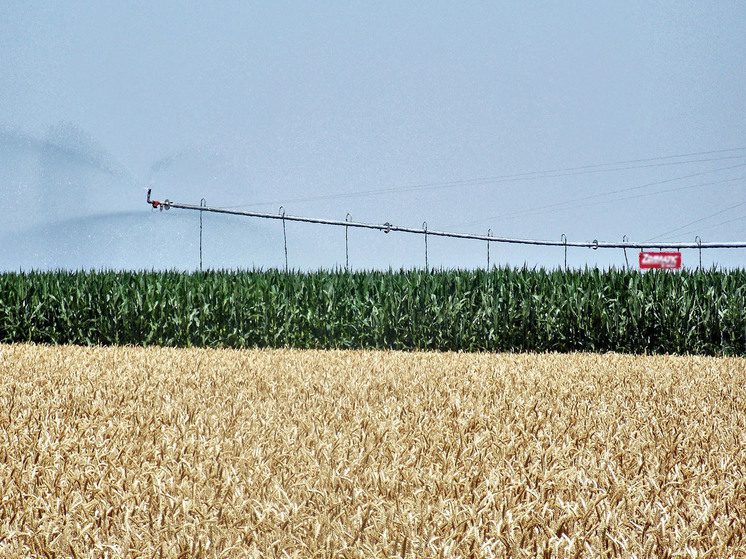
1, 1, 745, 271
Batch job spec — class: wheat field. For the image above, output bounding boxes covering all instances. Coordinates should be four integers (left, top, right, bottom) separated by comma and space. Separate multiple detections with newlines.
0, 345, 744, 558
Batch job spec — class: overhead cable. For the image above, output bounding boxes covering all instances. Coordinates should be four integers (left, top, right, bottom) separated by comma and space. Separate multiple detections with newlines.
451, 163, 746, 229
645, 201, 746, 242
222, 150, 746, 209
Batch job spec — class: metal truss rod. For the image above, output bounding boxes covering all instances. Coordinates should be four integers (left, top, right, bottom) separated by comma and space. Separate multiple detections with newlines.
147, 190, 746, 250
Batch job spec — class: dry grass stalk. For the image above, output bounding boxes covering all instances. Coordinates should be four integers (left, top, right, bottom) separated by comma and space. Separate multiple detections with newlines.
0, 344, 744, 557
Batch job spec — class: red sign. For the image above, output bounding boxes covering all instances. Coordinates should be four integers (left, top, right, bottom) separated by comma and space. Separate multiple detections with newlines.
639, 251, 682, 270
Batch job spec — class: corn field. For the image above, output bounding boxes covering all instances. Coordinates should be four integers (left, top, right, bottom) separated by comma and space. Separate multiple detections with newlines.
1, 344, 745, 557
1, 268, 744, 355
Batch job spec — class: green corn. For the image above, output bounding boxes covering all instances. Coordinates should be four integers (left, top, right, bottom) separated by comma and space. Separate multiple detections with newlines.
0, 267, 743, 355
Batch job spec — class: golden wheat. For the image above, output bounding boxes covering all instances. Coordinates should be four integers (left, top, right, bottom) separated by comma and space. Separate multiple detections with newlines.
0, 344, 744, 558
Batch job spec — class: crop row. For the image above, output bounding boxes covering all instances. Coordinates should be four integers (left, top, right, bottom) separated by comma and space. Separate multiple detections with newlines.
0, 268, 744, 354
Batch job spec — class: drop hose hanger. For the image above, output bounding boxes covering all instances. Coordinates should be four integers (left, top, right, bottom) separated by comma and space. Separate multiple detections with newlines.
147, 188, 170, 211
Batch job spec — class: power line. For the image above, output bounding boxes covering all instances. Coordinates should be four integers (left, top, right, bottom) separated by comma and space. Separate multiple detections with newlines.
684, 214, 746, 236
652, 214, 746, 243
449, 163, 746, 229
221, 150, 746, 209
449, 174, 744, 229
467, 175, 744, 227
645, 201, 746, 242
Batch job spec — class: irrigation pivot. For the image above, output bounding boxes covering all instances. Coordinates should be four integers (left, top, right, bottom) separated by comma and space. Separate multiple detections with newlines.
146, 189, 746, 261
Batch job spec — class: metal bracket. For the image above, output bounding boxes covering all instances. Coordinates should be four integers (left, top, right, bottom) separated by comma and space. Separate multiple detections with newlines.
423, 221, 428, 270
561, 234, 567, 270
279, 206, 288, 272
345, 213, 352, 270
199, 198, 206, 271
487, 228, 492, 269
146, 188, 161, 209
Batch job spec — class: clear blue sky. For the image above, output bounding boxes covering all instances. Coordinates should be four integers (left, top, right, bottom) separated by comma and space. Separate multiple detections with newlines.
1, 1, 745, 270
